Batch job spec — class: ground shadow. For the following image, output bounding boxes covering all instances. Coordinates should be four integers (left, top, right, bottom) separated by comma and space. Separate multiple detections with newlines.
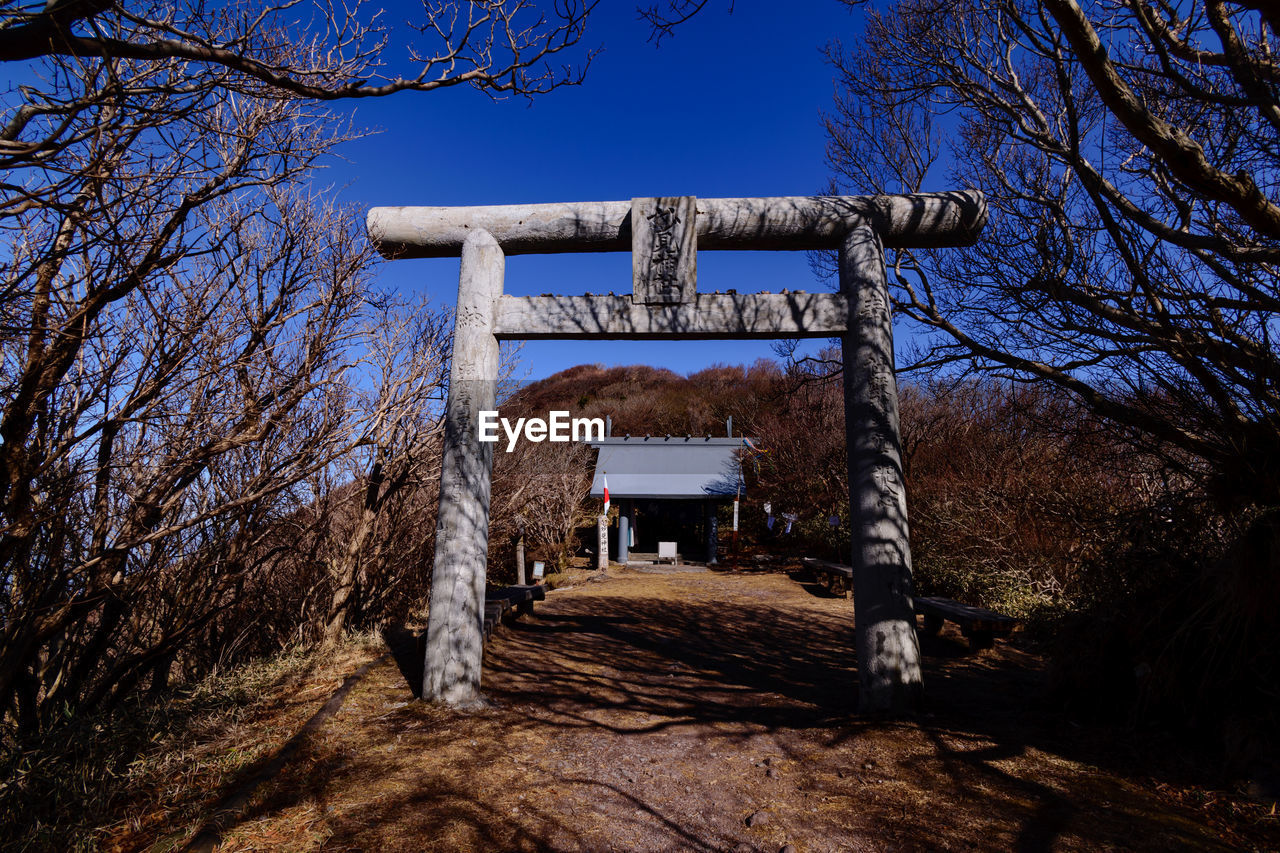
195, 572, 1267, 852
381, 623, 425, 699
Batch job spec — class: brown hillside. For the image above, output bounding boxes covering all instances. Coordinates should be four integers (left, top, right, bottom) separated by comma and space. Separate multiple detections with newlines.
502, 361, 783, 438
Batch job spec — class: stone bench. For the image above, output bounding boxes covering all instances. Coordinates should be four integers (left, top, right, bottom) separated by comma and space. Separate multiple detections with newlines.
914, 596, 1018, 650
482, 584, 546, 641
802, 557, 853, 599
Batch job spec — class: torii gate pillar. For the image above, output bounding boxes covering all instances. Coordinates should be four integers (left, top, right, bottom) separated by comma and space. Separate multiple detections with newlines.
422, 230, 503, 707
368, 191, 986, 713
840, 226, 922, 710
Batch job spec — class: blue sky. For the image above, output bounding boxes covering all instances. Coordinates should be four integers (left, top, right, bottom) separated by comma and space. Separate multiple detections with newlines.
330, 2, 868, 380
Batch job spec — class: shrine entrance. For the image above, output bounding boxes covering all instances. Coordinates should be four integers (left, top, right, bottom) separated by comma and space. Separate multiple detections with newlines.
366, 192, 986, 712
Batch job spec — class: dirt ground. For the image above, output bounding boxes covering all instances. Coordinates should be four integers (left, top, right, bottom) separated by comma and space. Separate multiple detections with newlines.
116, 567, 1278, 852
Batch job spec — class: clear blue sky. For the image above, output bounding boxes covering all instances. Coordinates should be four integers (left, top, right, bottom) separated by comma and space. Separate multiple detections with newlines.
330, 2, 867, 380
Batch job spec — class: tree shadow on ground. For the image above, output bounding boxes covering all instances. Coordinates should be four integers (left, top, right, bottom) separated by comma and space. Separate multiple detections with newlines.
381, 623, 425, 699
195, 574, 1265, 852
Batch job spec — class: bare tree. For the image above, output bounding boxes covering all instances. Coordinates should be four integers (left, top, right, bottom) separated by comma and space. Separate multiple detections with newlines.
815, 0, 1280, 726
490, 437, 594, 574
0, 0, 595, 101
821, 0, 1279, 515
318, 297, 451, 645
1, 181, 376, 729
637, 0, 729, 42
0, 0, 598, 731
898, 378, 1135, 614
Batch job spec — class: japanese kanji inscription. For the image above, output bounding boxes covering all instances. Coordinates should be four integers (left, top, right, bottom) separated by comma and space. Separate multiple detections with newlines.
632, 196, 696, 304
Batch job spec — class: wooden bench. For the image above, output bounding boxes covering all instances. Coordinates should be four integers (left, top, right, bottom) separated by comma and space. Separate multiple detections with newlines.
482, 584, 546, 641
802, 557, 853, 599
914, 596, 1018, 650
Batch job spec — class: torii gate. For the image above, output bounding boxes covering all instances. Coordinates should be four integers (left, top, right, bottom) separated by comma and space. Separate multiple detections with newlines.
366, 192, 986, 713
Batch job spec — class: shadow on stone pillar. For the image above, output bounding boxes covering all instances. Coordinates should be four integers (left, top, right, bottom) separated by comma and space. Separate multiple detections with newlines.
423, 230, 503, 708
840, 225, 923, 713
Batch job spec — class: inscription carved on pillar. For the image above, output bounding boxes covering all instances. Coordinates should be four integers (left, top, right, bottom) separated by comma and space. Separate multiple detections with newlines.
597, 515, 609, 570
632, 196, 696, 303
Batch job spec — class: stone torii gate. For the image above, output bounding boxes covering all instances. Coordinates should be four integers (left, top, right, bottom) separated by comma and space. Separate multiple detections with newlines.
366, 192, 986, 713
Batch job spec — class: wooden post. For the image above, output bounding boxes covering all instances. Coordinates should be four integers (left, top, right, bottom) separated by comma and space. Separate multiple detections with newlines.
596, 515, 608, 570
731, 497, 739, 557
840, 225, 923, 713
618, 503, 630, 563
705, 500, 719, 565
422, 230, 503, 707
515, 524, 526, 586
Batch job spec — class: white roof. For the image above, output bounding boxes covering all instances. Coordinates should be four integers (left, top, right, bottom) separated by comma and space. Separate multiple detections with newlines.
590, 436, 746, 500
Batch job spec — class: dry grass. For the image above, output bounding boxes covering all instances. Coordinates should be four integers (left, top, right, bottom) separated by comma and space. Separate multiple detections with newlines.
0, 633, 385, 853
8, 569, 1278, 852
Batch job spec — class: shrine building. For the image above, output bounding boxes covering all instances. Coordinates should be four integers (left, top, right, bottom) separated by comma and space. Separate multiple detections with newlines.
589, 419, 748, 565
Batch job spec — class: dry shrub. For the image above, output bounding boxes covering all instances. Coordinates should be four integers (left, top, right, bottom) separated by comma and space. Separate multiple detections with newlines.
737, 365, 1130, 619
488, 361, 1280, 767
489, 438, 595, 581
0, 634, 381, 853
901, 379, 1135, 617
1051, 498, 1280, 770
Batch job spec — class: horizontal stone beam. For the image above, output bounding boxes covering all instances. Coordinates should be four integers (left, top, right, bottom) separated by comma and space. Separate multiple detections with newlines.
368, 191, 986, 259
492, 292, 848, 340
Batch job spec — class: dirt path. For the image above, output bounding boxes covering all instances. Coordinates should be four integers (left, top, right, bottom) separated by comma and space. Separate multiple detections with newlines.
201, 569, 1249, 852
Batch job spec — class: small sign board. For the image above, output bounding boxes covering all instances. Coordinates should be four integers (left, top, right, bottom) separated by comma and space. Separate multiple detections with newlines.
632, 196, 697, 304
532, 561, 545, 580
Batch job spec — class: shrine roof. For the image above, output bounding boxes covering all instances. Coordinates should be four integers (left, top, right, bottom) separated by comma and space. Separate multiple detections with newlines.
588, 436, 750, 500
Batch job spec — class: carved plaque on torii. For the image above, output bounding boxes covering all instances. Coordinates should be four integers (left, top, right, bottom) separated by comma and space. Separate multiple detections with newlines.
632, 196, 696, 304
